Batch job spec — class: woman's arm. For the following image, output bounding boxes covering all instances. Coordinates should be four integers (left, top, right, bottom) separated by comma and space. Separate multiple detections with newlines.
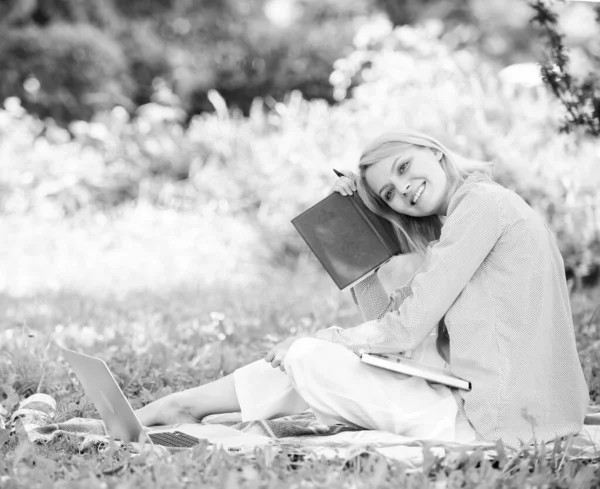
314, 185, 505, 355
350, 271, 415, 322
350, 272, 388, 321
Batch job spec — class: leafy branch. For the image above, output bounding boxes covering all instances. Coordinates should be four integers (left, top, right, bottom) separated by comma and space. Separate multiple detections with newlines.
529, 0, 600, 136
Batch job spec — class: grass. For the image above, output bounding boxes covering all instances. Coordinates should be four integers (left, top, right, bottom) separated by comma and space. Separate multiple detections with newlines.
1, 209, 600, 488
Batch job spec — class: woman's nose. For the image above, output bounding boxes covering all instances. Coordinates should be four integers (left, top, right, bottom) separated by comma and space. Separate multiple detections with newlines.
401, 182, 411, 195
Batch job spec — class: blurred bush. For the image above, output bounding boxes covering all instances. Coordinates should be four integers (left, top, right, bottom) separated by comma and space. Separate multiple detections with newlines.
1, 19, 599, 287
183, 27, 345, 116
0, 0, 120, 28
125, 0, 371, 117
118, 24, 174, 108
0, 0, 371, 124
375, 0, 536, 65
1, 0, 597, 126
0, 24, 134, 122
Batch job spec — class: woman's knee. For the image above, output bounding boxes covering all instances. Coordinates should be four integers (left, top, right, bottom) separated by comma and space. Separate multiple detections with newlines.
284, 337, 348, 371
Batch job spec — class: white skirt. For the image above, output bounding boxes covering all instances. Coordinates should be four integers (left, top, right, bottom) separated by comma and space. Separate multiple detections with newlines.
233, 337, 477, 443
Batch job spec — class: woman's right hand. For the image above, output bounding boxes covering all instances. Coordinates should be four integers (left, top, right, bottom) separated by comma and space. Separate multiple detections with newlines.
329, 171, 357, 196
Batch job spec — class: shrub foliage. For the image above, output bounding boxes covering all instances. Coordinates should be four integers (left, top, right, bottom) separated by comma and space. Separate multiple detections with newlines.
0, 0, 372, 123
2, 20, 599, 287
529, 0, 600, 137
0, 24, 133, 122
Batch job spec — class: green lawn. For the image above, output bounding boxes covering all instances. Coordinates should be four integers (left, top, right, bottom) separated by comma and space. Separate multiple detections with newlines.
1, 211, 600, 488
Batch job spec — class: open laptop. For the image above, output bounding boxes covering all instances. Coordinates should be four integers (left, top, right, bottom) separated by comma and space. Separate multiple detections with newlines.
60, 346, 203, 448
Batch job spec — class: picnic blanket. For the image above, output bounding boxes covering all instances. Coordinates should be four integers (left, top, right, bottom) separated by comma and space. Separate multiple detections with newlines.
4, 394, 600, 468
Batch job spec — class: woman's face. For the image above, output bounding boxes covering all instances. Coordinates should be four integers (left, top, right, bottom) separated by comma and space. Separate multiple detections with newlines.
365, 145, 450, 217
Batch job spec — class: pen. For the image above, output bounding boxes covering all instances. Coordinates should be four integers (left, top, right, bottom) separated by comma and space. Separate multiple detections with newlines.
333, 169, 344, 178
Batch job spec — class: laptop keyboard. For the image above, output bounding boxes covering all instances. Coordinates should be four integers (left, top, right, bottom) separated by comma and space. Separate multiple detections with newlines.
148, 431, 201, 448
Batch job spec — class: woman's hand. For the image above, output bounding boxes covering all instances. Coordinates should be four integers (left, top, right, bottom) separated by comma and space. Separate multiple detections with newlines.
329, 170, 357, 196
264, 336, 304, 372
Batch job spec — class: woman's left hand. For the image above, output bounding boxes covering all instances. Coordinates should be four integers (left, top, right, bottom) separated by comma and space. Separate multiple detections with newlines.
264, 336, 304, 372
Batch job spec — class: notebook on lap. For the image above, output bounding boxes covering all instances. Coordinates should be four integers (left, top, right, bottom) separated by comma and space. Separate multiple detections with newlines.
359, 351, 471, 391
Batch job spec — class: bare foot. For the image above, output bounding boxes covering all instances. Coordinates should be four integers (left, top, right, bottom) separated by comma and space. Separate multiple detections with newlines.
135, 393, 201, 427
135, 373, 239, 426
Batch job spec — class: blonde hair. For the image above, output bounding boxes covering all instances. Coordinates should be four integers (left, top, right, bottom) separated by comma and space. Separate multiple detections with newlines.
357, 130, 494, 255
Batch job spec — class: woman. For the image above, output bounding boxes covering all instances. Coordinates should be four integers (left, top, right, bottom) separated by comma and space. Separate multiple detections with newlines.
136, 130, 589, 447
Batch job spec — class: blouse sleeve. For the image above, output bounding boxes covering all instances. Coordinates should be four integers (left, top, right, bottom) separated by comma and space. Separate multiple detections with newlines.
314, 186, 505, 355
350, 271, 416, 322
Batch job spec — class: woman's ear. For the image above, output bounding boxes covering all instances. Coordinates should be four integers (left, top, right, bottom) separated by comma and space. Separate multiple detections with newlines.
430, 148, 443, 161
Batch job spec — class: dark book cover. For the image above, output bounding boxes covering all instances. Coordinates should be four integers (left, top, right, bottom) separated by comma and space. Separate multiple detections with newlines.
292, 191, 403, 290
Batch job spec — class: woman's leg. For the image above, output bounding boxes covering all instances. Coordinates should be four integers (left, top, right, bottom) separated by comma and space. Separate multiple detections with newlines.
135, 357, 310, 426
136, 338, 465, 441
135, 374, 241, 426
282, 338, 461, 440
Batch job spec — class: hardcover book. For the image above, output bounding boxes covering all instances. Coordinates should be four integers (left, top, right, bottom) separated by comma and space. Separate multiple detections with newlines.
291, 191, 403, 290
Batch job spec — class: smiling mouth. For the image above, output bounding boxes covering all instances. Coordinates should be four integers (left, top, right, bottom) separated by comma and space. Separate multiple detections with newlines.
411, 182, 426, 206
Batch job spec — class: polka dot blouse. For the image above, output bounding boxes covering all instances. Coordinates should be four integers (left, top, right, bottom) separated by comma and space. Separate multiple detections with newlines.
314, 174, 589, 447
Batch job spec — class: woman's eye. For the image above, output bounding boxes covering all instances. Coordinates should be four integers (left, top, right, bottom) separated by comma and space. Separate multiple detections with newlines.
399, 162, 408, 174
385, 188, 394, 201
